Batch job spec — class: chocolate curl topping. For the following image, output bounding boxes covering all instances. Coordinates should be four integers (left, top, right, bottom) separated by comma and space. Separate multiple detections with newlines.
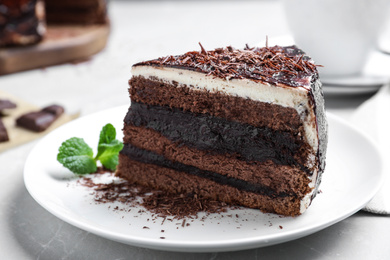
136, 44, 320, 88
198, 42, 207, 55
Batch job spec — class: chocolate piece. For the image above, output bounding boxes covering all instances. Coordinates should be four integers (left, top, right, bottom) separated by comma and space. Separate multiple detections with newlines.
16, 111, 55, 132
0, 99, 17, 111
42, 104, 64, 118
16, 104, 64, 132
0, 119, 9, 142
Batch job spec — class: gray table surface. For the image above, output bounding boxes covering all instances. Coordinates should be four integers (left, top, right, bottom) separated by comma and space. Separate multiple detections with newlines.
1, 1, 390, 259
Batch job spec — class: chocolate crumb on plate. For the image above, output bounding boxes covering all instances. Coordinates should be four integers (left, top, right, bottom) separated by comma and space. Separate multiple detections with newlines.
77, 171, 229, 220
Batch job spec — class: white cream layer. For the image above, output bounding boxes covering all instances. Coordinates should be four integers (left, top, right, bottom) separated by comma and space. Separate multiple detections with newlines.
132, 65, 319, 214
132, 65, 319, 151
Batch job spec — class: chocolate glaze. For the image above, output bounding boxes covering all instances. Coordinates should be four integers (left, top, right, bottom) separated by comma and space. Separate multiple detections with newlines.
121, 143, 295, 199
134, 45, 319, 88
125, 102, 310, 174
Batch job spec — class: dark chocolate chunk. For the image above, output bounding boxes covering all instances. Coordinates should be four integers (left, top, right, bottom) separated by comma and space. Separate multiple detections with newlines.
16, 111, 56, 132
0, 99, 17, 111
0, 119, 9, 142
16, 104, 64, 132
42, 105, 64, 118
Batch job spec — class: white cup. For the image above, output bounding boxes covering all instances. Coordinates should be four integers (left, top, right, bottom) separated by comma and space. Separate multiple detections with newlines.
282, 0, 390, 77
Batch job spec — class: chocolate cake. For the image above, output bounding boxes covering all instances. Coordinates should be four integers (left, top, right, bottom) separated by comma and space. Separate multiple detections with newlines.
0, 0, 46, 46
45, 0, 107, 25
116, 44, 328, 216
0, 0, 107, 47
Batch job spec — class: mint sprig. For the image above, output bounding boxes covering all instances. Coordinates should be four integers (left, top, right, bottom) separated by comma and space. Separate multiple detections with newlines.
57, 123, 123, 174
57, 137, 97, 174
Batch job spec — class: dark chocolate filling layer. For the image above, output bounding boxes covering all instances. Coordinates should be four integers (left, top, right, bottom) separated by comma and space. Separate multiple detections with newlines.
125, 102, 309, 172
121, 143, 295, 199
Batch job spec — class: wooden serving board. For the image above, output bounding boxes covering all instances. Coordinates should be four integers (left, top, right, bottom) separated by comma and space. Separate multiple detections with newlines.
0, 24, 110, 75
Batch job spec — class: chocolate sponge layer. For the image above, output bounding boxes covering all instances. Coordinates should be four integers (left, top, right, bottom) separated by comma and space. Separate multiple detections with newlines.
116, 154, 303, 216
129, 76, 306, 133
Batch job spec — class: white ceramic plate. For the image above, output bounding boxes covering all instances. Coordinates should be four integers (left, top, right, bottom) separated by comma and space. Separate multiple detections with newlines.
321, 75, 388, 95
24, 106, 383, 252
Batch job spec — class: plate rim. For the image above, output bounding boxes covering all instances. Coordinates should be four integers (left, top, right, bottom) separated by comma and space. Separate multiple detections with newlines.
23, 106, 384, 252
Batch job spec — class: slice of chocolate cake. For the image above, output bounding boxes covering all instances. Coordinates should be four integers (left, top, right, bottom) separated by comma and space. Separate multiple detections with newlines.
116, 44, 328, 216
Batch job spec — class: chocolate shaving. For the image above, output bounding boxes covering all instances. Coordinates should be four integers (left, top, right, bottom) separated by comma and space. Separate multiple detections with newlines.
135, 44, 320, 88
198, 42, 207, 55
78, 171, 228, 219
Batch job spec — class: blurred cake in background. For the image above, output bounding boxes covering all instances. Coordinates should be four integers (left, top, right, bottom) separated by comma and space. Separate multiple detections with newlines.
45, 0, 107, 25
0, 0, 109, 75
0, 0, 46, 47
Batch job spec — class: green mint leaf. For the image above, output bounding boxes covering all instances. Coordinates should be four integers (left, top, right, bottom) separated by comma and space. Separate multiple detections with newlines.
95, 123, 116, 159
57, 137, 97, 174
95, 123, 123, 171
57, 123, 123, 174
97, 139, 124, 170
